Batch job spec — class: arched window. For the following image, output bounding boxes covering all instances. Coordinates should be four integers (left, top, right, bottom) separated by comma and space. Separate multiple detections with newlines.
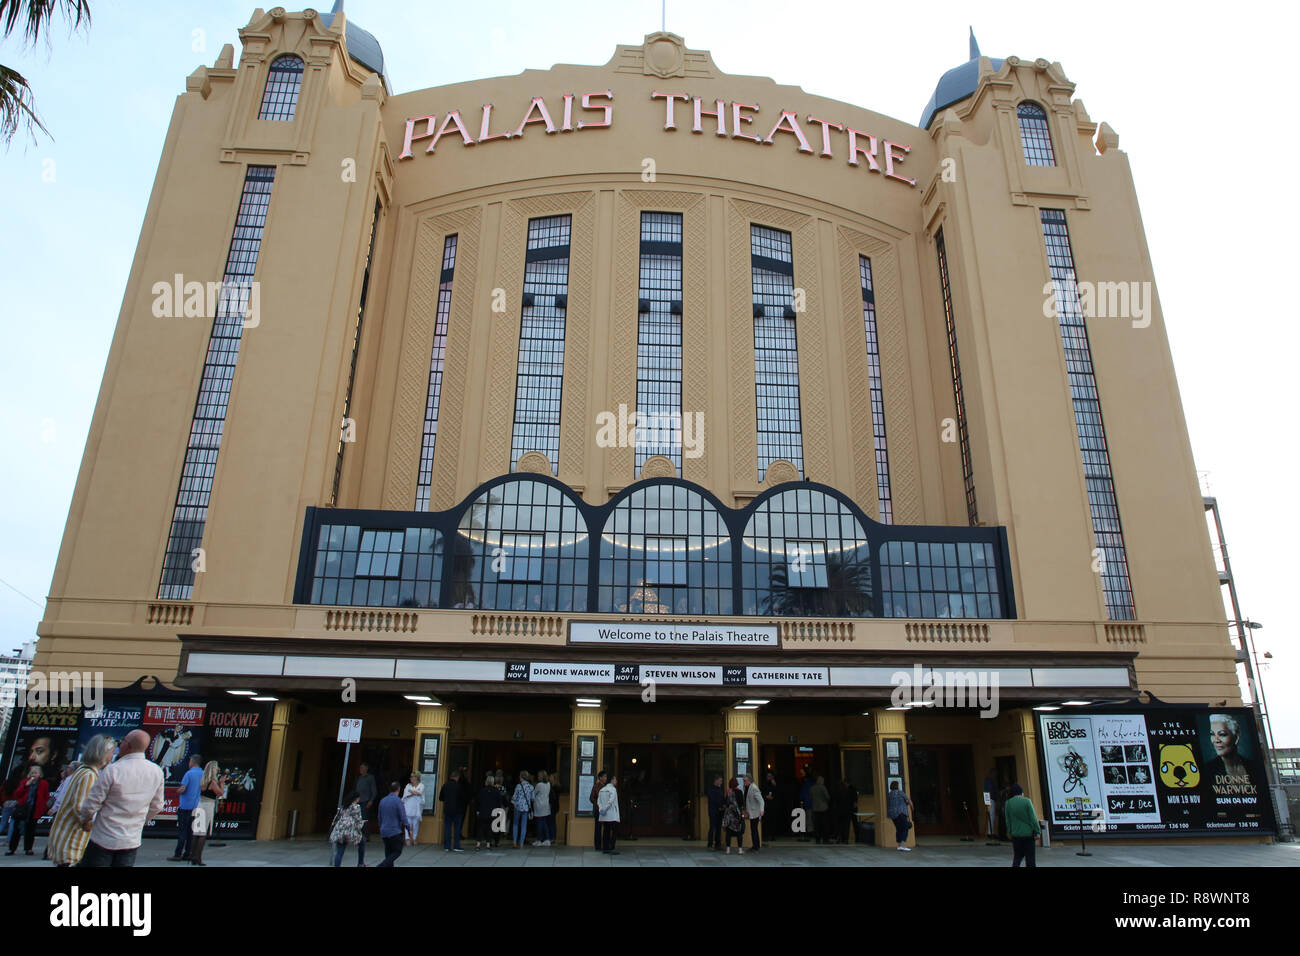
598, 482, 732, 615
258, 55, 305, 121
1017, 102, 1055, 167
450, 478, 588, 611
740, 488, 872, 617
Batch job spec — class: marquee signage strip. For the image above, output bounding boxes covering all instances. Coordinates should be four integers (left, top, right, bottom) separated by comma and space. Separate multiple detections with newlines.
567, 621, 780, 647
398, 90, 916, 186
186, 653, 1129, 690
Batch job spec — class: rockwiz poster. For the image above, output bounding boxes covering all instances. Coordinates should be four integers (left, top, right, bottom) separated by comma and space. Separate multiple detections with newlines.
202, 702, 271, 838
1037, 707, 1273, 836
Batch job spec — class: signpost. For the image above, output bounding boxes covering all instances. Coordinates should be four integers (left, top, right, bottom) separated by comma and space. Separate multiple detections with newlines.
336, 717, 362, 811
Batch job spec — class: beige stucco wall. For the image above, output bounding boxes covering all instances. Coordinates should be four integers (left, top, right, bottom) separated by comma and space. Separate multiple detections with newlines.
33, 11, 1237, 707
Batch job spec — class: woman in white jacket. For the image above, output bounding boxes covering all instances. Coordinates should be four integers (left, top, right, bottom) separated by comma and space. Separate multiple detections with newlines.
531, 770, 553, 846
402, 771, 425, 845
597, 774, 620, 855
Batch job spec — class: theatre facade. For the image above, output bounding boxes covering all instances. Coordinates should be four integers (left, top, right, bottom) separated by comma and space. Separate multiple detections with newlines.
23, 5, 1271, 845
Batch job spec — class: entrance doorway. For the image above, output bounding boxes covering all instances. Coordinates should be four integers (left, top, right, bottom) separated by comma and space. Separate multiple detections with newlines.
317, 736, 413, 833
617, 743, 695, 838
760, 744, 840, 838
909, 744, 979, 836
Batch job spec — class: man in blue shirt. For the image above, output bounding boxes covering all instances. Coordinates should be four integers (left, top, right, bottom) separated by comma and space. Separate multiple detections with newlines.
377, 782, 407, 866
168, 755, 203, 861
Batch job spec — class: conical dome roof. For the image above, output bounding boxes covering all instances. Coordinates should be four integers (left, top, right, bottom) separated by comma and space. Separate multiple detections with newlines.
919, 29, 1002, 129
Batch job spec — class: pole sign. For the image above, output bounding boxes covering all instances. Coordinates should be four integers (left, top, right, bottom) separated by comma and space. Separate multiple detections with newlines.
337, 718, 362, 744
1035, 706, 1275, 837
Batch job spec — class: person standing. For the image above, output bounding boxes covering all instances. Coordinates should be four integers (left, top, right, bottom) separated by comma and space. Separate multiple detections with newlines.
588, 770, 607, 851
511, 770, 534, 848
47, 735, 115, 867
492, 771, 508, 847
836, 778, 858, 844
330, 793, 366, 867
743, 773, 764, 852
597, 772, 620, 855
798, 770, 814, 842
983, 769, 999, 843
4, 765, 49, 857
705, 775, 723, 850
886, 780, 914, 852
354, 762, 377, 839
402, 772, 425, 845
439, 769, 464, 852
531, 770, 553, 846
189, 760, 228, 866
810, 775, 831, 845
1004, 784, 1042, 868
475, 773, 500, 849
762, 772, 778, 844
47, 763, 78, 816
168, 755, 204, 861
458, 765, 473, 841
377, 782, 406, 866
77, 729, 165, 867
722, 778, 745, 855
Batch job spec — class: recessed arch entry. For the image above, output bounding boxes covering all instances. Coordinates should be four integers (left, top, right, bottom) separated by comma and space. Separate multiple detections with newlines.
295, 474, 1016, 619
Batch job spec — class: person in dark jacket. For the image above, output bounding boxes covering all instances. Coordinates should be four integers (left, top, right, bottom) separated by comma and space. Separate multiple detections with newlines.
475, 773, 500, 849
705, 775, 724, 849
798, 770, 814, 841
5, 766, 50, 856
458, 766, 472, 839
438, 770, 463, 851
762, 772, 779, 843
353, 762, 377, 837
588, 770, 607, 850
836, 779, 858, 844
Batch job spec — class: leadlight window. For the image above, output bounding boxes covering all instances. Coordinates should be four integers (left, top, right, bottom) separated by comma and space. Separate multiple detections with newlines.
935, 229, 978, 525
599, 483, 732, 615
785, 540, 828, 589
860, 256, 892, 523
415, 234, 458, 510
310, 525, 443, 608
741, 488, 870, 616
498, 532, 545, 582
1041, 208, 1136, 620
452, 478, 588, 611
510, 216, 571, 472
636, 212, 684, 474
157, 166, 275, 600
332, 198, 382, 505
751, 225, 803, 480
880, 540, 1001, 618
355, 530, 403, 578
258, 55, 305, 121
1017, 102, 1056, 167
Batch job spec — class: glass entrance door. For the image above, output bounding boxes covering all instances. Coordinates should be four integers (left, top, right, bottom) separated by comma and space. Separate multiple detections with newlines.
617, 744, 696, 838
910, 744, 979, 836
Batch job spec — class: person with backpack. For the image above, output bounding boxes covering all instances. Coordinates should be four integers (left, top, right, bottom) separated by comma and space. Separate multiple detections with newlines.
596, 772, 620, 855
510, 770, 534, 848
722, 778, 746, 855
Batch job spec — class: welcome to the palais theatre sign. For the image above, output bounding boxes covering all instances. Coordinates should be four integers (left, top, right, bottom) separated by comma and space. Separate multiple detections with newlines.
398, 90, 917, 187
569, 621, 779, 647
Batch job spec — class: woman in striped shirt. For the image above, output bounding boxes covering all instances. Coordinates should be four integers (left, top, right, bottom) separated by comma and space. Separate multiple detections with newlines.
47, 734, 116, 867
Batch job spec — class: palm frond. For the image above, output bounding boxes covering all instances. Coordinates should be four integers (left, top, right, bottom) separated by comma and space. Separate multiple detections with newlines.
0, 63, 48, 144
0, 0, 91, 45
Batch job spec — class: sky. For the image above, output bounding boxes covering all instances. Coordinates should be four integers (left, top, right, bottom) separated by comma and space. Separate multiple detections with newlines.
0, 0, 1296, 746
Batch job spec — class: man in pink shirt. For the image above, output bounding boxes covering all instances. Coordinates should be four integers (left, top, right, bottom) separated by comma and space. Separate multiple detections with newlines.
78, 729, 165, 867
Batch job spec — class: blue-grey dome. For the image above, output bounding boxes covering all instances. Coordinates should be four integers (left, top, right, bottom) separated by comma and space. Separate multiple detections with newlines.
919, 31, 1001, 129
320, 2, 386, 82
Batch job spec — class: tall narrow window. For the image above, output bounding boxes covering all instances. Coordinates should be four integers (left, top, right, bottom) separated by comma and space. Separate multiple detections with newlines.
258, 55, 305, 121
157, 166, 275, 600
860, 256, 892, 524
935, 229, 978, 526
1041, 209, 1136, 620
751, 225, 803, 480
510, 215, 571, 472
636, 212, 683, 474
414, 234, 458, 510
1017, 102, 1056, 167
331, 198, 382, 506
